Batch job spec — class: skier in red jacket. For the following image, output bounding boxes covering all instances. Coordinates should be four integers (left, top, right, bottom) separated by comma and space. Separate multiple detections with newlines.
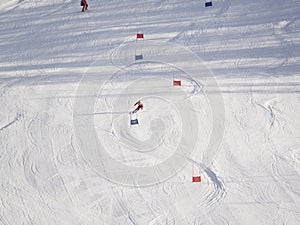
81, 0, 88, 12
133, 100, 144, 113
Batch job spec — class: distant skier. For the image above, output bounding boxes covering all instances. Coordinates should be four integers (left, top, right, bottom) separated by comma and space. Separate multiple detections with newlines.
81, 0, 88, 12
132, 100, 144, 113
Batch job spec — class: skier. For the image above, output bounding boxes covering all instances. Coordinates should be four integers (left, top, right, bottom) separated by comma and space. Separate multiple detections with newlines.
133, 100, 144, 113
81, 0, 88, 12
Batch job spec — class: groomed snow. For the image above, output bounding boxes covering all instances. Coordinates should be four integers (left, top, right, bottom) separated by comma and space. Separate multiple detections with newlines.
0, 0, 300, 224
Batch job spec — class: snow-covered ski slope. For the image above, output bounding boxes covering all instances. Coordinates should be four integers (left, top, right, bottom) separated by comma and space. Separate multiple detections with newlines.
1, 0, 300, 224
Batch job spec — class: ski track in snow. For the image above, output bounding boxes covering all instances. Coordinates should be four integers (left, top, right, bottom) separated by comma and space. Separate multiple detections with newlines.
0, 0, 300, 224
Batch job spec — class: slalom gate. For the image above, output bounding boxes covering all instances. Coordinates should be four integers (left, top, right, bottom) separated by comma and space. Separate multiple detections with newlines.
135, 31, 144, 61
205, 1, 213, 7
130, 112, 139, 125
173, 73, 182, 86
192, 164, 202, 182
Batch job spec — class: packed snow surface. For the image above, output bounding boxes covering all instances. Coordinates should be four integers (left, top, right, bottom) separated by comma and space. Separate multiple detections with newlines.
0, 0, 300, 224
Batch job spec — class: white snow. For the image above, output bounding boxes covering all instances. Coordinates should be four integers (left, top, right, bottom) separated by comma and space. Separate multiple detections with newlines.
0, 0, 300, 224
